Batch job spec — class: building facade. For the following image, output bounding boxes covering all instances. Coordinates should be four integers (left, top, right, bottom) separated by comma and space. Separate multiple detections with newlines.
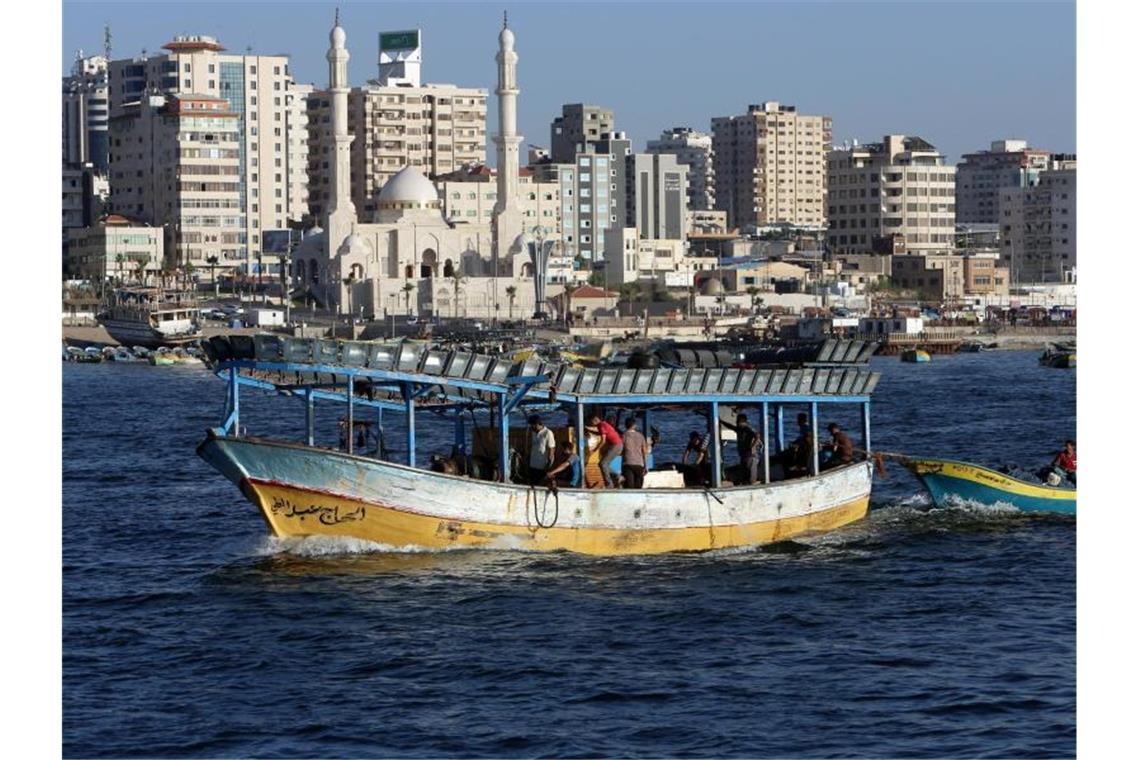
109, 94, 243, 268
628, 152, 688, 241
437, 166, 562, 238
955, 139, 1052, 225
63, 53, 111, 173
306, 82, 487, 221
550, 104, 615, 163
998, 161, 1076, 284
107, 35, 308, 260
646, 127, 715, 212
827, 135, 957, 256
66, 215, 165, 283
711, 102, 830, 231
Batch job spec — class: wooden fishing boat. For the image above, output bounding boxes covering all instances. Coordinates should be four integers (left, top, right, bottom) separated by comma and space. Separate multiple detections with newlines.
904, 457, 1075, 515
197, 336, 883, 555
98, 287, 202, 348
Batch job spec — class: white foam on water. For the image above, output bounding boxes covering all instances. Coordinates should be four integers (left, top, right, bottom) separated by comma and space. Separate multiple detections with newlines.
256, 535, 468, 557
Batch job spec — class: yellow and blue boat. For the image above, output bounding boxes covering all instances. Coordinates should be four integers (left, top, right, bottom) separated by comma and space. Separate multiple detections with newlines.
900, 349, 931, 363
904, 458, 1075, 515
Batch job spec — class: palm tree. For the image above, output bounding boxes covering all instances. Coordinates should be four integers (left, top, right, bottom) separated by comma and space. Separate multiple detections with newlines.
746, 285, 761, 313
342, 273, 356, 321
402, 281, 415, 316
618, 283, 640, 317
134, 258, 146, 284
561, 281, 574, 322
206, 255, 219, 299
449, 267, 466, 318
114, 254, 125, 285
505, 285, 517, 320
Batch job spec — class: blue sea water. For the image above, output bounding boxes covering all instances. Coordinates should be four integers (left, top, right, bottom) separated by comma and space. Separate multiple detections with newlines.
63, 351, 1075, 758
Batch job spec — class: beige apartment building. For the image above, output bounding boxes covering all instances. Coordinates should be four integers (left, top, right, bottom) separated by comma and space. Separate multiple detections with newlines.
711, 102, 831, 231
436, 165, 561, 234
998, 160, 1076, 284
306, 83, 487, 221
890, 252, 1009, 301
66, 214, 165, 283
108, 94, 242, 268
827, 135, 956, 256
107, 35, 309, 258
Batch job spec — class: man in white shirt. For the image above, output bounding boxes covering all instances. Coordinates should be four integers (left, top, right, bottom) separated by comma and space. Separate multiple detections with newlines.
525, 415, 556, 485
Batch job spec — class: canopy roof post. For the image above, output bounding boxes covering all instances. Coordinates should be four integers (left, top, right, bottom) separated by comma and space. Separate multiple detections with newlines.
306, 389, 314, 446
229, 366, 240, 436
810, 401, 820, 476
776, 404, 785, 453
403, 382, 416, 468
762, 401, 771, 484
710, 401, 722, 487
499, 393, 510, 483
346, 375, 354, 454
862, 401, 872, 456
575, 402, 585, 481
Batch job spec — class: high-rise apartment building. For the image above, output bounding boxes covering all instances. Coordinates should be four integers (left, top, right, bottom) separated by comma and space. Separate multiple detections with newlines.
107, 35, 308, 260
712, 102, 830, 231
109, 94, 243, 268
63, 53, 110, 173
550, 104, 615, 163
305, 31, 487, 222
646, 127, 715, 212
826, 135, 957, 255
436, 165, 561, 235
956, 139, 1052, 225
998, 159, 1076, 284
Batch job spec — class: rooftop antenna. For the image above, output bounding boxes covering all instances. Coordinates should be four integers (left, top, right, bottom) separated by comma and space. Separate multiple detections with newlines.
503, 10, 508, 28
335, 6, 340, 25
104, 24, 112, 60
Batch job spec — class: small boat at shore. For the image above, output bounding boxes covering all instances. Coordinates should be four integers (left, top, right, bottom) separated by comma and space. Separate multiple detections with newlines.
197, 336, 883, 555
904, 457, 1075, 515
97, 287, 202, 349
900, 349, 931, 363
1039, 343, 1076, 368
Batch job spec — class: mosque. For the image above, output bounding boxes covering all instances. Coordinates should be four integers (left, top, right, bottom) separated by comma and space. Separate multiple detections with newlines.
292, 14, 538, 320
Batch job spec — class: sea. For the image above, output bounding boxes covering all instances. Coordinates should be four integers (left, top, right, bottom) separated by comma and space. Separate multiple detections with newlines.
63, 350, 1075, 758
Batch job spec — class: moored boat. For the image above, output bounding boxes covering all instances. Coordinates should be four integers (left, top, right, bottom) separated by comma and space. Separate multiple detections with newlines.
197, 336, 883, 555
1039, 343, 1076, 368
900, 349, 931, 363
97, 287, 202, 349
904, 457, 1075, 515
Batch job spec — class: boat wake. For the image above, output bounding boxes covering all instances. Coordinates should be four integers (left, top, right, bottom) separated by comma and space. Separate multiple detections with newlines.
256, 535, 463, 557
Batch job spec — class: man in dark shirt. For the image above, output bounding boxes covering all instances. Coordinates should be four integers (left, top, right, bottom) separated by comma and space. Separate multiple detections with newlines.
822, 423, 854, 470
620, 417, 649, 489
733, 414, 762, 485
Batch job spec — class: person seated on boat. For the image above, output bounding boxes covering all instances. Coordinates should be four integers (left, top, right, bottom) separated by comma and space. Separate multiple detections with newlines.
681, 431, 711, 486
525, 415, 556, 487
785, 430, 815, 479
587, 413, 623, 489
821, 423, 854, 470
621, 417, 649, 489
1043, 440, 1076, 486
780, 413, 812, 472
722, 414, 762, 485
545, 440, 582, 489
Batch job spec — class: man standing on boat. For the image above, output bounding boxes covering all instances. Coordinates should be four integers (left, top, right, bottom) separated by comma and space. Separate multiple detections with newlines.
621, 417, 649, 489
822, 423, 854, 470
723, 413, 762, 485
588, 413, 623, 488
525, 415, 557, 486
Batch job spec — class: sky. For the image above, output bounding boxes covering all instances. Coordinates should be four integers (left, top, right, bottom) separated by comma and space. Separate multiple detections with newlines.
62, 0, 1076, 164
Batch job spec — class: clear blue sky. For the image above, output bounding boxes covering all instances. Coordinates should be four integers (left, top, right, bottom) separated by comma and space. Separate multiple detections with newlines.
63, 0, 1075, 163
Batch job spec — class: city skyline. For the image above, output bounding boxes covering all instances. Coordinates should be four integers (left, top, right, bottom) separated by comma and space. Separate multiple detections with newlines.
62, 0, 1077, 164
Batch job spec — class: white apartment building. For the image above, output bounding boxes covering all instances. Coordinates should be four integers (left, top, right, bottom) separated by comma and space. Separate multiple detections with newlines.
711, 102, 830, 230
646, 127, 715, 212
107, 35, 308, 258
603, 227, 714, 286
998, 160, 1076, 284
108, 94, 243, 268
827, 135, 957, 256
437, 166, 561, 235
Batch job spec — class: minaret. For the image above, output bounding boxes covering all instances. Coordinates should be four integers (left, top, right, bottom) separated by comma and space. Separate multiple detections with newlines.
492, 14, 526, 259
325, 10, 356, 252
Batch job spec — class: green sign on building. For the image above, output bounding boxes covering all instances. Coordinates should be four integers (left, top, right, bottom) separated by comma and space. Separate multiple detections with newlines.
379, 30, 420, 51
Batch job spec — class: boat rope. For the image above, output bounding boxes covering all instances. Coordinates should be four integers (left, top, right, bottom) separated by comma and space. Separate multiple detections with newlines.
527, 483, 560, 530
703, 487, 725, 505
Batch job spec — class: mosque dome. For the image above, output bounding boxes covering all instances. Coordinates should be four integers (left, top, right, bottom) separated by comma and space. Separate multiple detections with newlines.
376, 167, 441, 209
699, 277, 725, 296
499, 26, 514, 51
337, 232, 372, 257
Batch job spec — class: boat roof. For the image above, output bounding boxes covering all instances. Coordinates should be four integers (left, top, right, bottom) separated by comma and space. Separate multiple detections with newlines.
204, 335, 880, 409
